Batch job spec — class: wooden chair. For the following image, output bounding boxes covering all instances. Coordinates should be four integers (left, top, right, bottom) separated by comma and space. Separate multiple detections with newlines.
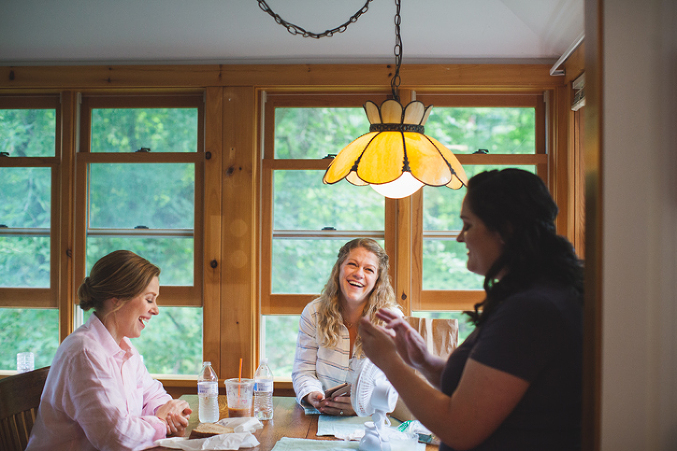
0, 366, 50, 451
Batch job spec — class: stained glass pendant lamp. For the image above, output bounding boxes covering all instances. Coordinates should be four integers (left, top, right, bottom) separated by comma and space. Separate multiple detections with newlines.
322, 0, 468, 198
258, 0, 467, 198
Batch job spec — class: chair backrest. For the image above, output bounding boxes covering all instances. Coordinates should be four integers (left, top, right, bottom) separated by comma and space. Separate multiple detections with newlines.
404, 316, 459, 359
0, 366, 50, 451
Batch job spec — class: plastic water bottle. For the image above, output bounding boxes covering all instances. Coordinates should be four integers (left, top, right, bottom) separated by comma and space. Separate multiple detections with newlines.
198, 361, 219, 423
253, 358, 274, 420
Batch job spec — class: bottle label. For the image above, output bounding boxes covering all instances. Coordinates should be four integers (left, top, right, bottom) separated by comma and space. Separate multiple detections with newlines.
254, 380, 273, 392
198, 381, 218, 395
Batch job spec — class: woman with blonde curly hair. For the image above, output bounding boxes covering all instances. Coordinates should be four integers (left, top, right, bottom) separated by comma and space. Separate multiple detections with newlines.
292, 238, 401, 416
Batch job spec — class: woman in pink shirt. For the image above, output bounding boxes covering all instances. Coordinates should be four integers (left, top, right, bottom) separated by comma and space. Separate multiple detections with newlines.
27, 250, 192, 451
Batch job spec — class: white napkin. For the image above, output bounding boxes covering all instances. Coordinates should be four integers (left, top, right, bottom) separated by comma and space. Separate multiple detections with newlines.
269, 437, 425, 451
316, 415, 372, 438
154, 417, 263, 450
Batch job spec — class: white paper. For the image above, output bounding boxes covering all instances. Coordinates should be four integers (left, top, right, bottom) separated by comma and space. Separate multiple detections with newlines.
155, 432, 259, 450
153, 417, 263, 450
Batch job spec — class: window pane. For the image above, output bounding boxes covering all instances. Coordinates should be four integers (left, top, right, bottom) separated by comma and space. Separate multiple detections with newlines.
0, 167, 51, 228
261, 315, 300, 380
132, 307, 203, 375
0, 236, 50, 288
86, 237, 194, 286
0, 308, 58, 370
422, 185, 466, 232
274, 170, 385, 231
422, 240, 484, 290
89, 163, 194, 229
411, 311, 476, 344
274, 107, 369, 159
82, 307, 202, 376
425, 107, 536, 155
422, 165, 536, 290
0, 109, 56, 157
272, 239, 384, 294
90, 108, 198, 153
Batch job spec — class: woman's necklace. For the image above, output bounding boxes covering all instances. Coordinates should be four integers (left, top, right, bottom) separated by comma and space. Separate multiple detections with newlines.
343, 319, 354, 328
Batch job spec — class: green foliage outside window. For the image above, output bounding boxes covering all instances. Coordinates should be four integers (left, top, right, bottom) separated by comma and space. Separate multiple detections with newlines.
0, 109, 55, 157
0, 309, 59, 370
0, 105, 202, 373
80, 307, 203, 375
264, 105, 539, 378
262, 315, 300, 379
425, 107, 536, 155
274, 107, 369, 159
1, 103, 540, 377
90, 108, 197, 153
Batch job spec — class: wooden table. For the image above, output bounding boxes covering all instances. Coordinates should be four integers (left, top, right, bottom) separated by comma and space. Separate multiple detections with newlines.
152, 395, 437, 450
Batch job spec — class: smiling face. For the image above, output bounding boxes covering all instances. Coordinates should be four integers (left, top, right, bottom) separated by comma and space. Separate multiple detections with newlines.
338, 246, 380, 311
111, 276, 160, 342
457, 196, 505, 277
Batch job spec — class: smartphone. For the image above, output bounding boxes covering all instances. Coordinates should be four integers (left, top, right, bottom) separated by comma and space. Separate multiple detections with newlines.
324, 382, 351, 399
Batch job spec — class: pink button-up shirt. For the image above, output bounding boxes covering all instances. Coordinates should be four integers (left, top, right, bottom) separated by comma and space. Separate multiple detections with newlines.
26, 314, 172, 451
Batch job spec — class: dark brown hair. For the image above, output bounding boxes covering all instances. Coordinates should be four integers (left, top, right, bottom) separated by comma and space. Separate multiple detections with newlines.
465, 169, 583, 325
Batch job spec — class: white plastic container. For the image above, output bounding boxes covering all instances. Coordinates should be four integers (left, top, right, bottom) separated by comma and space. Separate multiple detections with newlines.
198, 361, 219, 423
17, 352, 34, 373
253, 358, 274, 420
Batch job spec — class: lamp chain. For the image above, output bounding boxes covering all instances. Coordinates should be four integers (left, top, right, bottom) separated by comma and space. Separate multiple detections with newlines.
391, 0, 402, 102
256, 0, 373, 39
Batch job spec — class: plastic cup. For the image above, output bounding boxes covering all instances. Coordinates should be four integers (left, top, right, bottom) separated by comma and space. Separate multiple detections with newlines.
225, 378, 254, 417
17, 352, 35, 373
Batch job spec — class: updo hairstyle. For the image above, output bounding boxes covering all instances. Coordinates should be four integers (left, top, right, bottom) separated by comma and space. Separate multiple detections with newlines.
77, 250, 160, 313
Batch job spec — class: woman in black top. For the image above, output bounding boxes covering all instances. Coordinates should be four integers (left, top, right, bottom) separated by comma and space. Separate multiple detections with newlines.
359, 169, 583, 450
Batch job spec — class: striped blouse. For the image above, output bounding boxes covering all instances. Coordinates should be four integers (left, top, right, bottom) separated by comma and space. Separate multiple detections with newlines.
291, 298, 401, 405
292, 299, 354, 405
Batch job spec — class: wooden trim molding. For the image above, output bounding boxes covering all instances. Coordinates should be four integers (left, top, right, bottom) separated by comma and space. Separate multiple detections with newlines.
0, 64, 562, 90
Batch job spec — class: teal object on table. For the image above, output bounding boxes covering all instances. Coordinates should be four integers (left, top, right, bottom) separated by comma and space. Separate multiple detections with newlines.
303, 405, 321, 415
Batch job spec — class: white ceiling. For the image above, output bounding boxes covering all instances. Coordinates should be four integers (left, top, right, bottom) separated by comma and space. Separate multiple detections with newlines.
0, 0, 583, 66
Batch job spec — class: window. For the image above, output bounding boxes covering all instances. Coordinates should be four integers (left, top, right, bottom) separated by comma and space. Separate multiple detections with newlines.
260, 93, 391, 378
260, 92, 549, 377
412, 93, 547, 322
0, 96, 61, 371
74, 94, 205, 376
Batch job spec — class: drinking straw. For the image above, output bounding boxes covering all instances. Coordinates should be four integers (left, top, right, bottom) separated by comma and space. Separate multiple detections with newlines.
238, 358, 242, 396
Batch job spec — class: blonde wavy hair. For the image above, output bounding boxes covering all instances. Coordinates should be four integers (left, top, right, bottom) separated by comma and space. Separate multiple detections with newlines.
316, 238, 399, 357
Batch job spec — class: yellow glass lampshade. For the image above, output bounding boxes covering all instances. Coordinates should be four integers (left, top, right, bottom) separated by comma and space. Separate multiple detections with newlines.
323, 99, 467, 198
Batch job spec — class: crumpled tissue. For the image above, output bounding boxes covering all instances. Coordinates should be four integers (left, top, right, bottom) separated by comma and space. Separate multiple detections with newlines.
154, 417, 263, 450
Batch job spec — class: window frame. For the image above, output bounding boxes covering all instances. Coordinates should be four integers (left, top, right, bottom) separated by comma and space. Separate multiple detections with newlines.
0, 63, 571, 386
0, 95, 62, 308
260, 91, 398, 315
74, 93, 206, 307
411, 92, 548, 312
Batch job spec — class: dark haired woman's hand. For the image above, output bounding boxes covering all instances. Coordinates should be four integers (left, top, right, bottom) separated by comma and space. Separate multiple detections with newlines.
375, 308, 431, 371
358, 317, 400, 370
